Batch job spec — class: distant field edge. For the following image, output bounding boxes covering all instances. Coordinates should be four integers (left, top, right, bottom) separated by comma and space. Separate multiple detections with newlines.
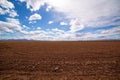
0, 39, 120, 42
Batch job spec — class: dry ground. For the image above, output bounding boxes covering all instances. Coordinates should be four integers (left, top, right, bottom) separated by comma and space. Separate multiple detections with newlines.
0, 41, 120, 80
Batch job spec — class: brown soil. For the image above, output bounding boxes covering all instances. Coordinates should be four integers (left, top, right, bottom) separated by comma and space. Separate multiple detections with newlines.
0, 41, 120, 80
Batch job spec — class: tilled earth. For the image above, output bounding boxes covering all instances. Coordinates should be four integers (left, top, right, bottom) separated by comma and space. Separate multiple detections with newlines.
0, 41, 120, 80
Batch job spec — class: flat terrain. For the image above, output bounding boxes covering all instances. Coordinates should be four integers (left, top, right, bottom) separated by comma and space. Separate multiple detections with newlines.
0, 41, 120, 80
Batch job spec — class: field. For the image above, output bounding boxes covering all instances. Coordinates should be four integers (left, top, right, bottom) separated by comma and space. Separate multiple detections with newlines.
0, 41, 120, 80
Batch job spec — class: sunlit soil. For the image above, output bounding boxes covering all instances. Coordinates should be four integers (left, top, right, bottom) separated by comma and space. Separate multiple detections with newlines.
0, 41, 120, 80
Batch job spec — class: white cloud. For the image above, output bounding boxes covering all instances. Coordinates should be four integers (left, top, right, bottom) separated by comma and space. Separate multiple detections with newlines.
19, 0, 120, 27
60, 22, 68, 26
0, 21, 22, 32
29, 21, 37, 24
6, 18, 20, 25
19, 28, 65, 40
0, 0, 14, 9
46, 6, 52, 12
51, 28, 65, 33
20, 0, 45, 11
1, 0, 120, 40
37, 27, 41, 30
75, 26, 120, 40
0, 7, 7, 15
0, 26, 13, 33
29, 13, 42, 21
9, 10, 18, 17
0, 18, 22, 33
22, 25, 29, 29
45, 0, 120, 27
0, 8, 18, 17
21, 29, 47, 35
69, 19, 84, 32
0, 1, 18, 17
48, 21, 53, 24
100, 26, 120, 35
1, 24, 120, 40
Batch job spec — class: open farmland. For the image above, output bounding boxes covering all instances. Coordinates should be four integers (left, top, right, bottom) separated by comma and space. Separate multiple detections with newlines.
0, 41, 120, 80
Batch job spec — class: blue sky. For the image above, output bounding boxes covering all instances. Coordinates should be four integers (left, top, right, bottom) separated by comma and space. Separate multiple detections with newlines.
0, 0, 120, 40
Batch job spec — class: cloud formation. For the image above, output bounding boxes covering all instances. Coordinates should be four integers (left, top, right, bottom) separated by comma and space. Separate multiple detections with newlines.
20, 0, 45, 11
19, 0, 120, 27
69, 19, 84, 32
0, 20, 22, 33
48, 21, 53, 24
0, 0, 120, 40
60, 22, 68, 26
46, 0, 120, 27
0, 0, 14, 9
29, 13, 42, 21
6, 18, 20, 25
0, 0, 18, 17
46, 5, 52, 12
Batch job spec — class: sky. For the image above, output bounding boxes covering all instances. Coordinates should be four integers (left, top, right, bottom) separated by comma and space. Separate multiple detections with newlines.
0, 0, 120, 41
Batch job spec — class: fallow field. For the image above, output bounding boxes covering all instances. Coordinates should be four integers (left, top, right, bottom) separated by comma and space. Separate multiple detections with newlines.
0, 41, 120, 80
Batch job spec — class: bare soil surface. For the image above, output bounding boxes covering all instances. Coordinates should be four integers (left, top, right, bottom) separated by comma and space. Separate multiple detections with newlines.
0, 41, 120, 80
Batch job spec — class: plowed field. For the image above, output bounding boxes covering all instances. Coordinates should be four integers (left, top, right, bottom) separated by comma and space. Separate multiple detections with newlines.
0, 41, 120, 80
